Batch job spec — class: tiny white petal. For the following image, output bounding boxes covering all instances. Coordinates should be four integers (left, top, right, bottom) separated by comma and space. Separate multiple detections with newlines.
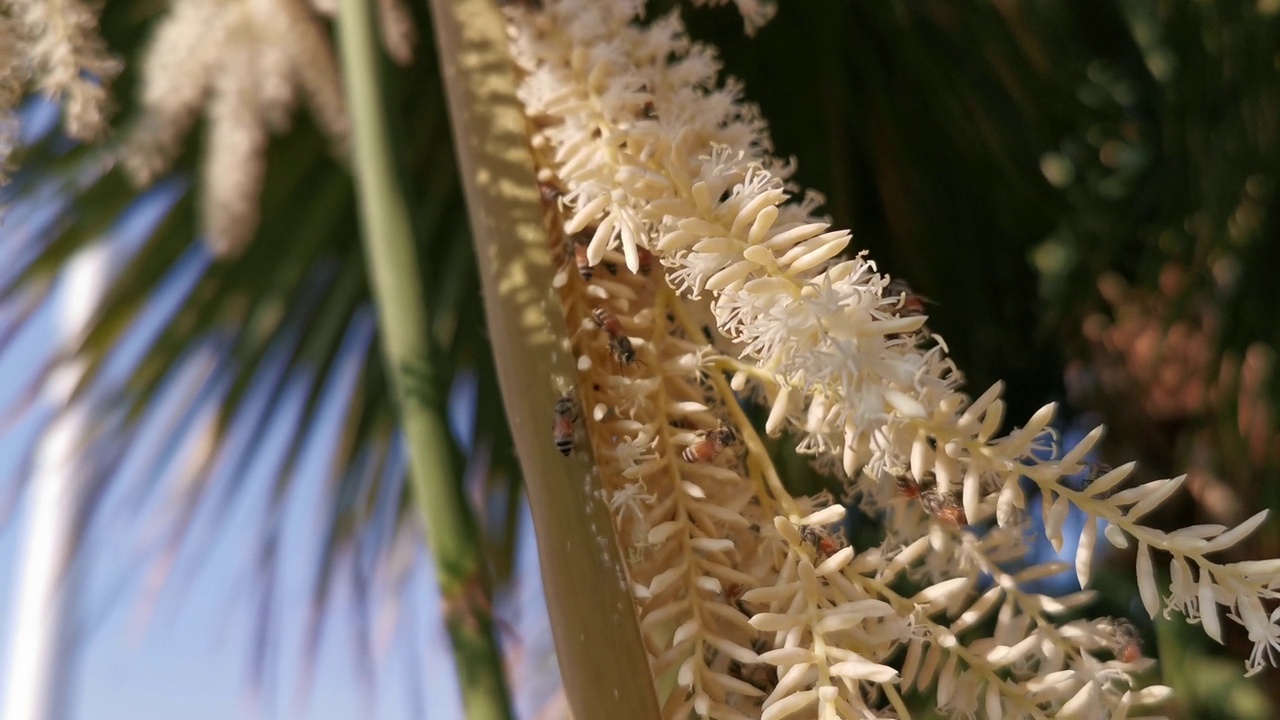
705, 260, 755, 291
677, 656, 696, 688
985, 682, 1003, 720
936, 654, 959, 705
1076, 518, 1098, 588
962, 466, 982, 528
1104, 522, 1130, 549
1127, 684, 1174, 706
997, 478, 1021, 527
1203, 509, 1269, 554
983, 397, 1003, 438
884, 388, 927, 418
649, 565, 684, 596
763, 222, 828, 250
1199, 567, 1223, 643
912, 577, 970, 607
1060, 424, 1105, 467
1013, 562, 1072, 584
815, 546, 854, 575
959, 381, 1004, 426
766, 386, 791, 436
681, 480, 707, 499
672, 618, 699, 647
800, 504, 846, 527
750, 613, 802, 632
1126, 475, 1187, 521
1136, 542, 1160, 618
747, 205, 778, 245
952, 586, 1004, 634
648, 521, 683, 545
762, 689, 817, 720
758, 647, 814, 666
1045, 494, 1071, 553
1058, 680, 1098, 718
829, 659, 899, 683
690, 538, 735, 553
900, 639, 924, 689
1084, 460, 1137, 497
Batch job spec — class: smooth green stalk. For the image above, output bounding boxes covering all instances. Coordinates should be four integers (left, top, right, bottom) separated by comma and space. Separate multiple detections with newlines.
425, 0, 662, 718
336, 1, 514, 718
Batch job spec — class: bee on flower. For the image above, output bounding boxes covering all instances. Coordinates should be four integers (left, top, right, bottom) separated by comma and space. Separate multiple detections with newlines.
591, 307, 638, 366
682, 425, 736, 464
885, 278, 931, 318
920, 488, 967, 526
552, 392, 578, 456
799, 523, 845, 559
566, 233, 593, 282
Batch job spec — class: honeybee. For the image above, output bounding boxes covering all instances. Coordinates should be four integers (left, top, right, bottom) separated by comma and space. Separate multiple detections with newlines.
537, 179, 561, 205
681, 426, 736, 464
567, 234, 592, 281
591, 307, 637, 365
722, 583, 752, 617
1080, 461, 1116, 496
894, 474, 921, 498
1111, 619, 1144, 663
552, 393, 577, 455
636, 247, 655, 276
799, 525, 845, 559
919, 489, 967, 526
885, 278, 931, 317
727, 639, 777, 695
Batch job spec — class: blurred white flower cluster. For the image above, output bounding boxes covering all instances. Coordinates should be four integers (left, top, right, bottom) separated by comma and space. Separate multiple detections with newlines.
508, 1, 1280, 717
1, 0, 119, 187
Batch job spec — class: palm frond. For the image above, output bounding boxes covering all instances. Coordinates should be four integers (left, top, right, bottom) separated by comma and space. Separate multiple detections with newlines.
0, 0, 522, 707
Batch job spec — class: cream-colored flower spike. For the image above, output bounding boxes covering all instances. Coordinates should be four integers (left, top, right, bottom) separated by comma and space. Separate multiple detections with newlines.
123, 0, 349, 258
508, 1, 1280, 718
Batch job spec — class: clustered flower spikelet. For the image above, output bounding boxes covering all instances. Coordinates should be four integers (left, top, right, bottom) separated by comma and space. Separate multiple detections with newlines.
508, 1, 1280, 717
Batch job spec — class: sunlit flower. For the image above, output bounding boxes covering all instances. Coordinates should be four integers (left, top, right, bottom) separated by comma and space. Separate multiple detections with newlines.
506, 0, 1280, 716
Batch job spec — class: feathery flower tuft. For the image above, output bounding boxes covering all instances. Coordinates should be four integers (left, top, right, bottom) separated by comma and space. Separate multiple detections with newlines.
123, 0, 349, 258
0, 14, 22, 187
5, 0, 119, 140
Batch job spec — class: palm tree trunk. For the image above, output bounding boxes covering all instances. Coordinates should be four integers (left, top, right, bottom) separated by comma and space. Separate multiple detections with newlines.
336, 1, 515, 718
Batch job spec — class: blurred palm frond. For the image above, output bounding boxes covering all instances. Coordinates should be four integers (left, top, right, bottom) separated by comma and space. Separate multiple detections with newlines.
0, 0, 521, 702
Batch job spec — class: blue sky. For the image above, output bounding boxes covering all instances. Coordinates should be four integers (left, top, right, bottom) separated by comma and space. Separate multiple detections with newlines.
0, 105, 557, 718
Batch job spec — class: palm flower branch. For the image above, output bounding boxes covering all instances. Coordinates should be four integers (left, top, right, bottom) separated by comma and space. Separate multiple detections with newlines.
497, 0, 1280, 717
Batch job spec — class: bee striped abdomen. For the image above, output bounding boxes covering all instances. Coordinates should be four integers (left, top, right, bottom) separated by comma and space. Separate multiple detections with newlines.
681, 426, 736, 464
552, 395, 577, 456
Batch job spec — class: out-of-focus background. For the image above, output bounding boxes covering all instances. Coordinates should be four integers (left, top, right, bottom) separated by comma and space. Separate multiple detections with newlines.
2, 0, 1280, 718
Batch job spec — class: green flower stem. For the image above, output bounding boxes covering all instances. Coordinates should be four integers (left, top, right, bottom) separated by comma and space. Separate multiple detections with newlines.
336, 1, 514, 718
424, 0, 662, 718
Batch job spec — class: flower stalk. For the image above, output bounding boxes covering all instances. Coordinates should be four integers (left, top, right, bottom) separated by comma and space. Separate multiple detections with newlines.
336, 0, 513, 717
425, 0, 662, 717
